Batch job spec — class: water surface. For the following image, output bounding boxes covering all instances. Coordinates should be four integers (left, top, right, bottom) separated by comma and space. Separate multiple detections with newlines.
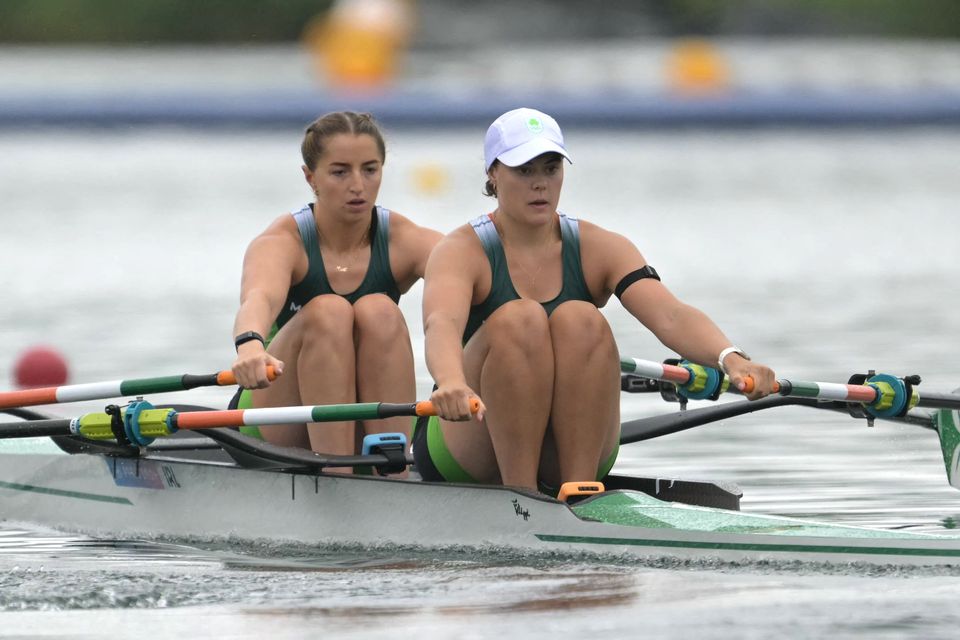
1, 125, 959, 637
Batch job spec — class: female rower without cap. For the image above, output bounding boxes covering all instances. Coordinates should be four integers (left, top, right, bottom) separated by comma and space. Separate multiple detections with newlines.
418, 107, 776, 492
230, 111, 441, 460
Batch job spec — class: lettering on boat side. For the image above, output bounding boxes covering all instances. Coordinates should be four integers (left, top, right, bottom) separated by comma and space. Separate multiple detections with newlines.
104, 458, 165, 490
654, 478, 677, 495
512, 499, 530, 521
162, 465, 181, 488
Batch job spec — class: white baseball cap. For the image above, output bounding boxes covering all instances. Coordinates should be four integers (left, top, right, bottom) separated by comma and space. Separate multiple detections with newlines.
484, 107, 572, 171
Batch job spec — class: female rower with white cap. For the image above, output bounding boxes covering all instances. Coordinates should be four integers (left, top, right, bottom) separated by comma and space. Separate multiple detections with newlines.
417, 107, 776, 493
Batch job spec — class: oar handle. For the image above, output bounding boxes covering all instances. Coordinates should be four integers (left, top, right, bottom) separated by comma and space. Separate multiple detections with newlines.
413, 398, 482, 417
741, 377, 781, 394
215, 366, 279, 386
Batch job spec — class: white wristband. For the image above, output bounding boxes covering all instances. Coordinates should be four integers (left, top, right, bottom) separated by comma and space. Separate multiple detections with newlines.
718, 346, 749, 375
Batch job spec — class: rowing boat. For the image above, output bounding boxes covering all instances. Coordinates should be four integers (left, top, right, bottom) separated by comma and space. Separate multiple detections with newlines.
3, 361, 960, 567
2, 424, 959, 566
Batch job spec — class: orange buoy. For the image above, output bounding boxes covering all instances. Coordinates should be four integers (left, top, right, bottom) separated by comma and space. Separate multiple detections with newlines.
303, 0, 414, 91
13, 345, 69, 388
666, 39, 730, 95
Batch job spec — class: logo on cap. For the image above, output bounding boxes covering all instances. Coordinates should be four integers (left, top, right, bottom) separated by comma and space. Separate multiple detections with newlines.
526, 117, 543, 134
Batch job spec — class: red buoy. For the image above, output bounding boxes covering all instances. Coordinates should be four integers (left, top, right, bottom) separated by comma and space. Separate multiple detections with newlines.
13, 346, 69, 388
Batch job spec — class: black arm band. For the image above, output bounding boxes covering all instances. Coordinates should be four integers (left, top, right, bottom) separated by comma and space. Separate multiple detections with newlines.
234, 331, 265, 352
614, 265, 661, 301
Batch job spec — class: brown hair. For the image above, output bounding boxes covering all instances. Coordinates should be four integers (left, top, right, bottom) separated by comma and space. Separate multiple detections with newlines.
301, 111, 386, 170
484, 160, 499, 198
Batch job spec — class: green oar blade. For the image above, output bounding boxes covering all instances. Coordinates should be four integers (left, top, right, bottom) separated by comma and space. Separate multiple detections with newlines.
934, 405, 960, 490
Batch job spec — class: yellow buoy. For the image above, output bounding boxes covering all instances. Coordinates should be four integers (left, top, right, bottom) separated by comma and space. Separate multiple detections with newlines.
411, 163, 449, 196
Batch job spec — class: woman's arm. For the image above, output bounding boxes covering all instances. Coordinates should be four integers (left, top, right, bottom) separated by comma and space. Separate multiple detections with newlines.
230, 218, 301, 389
422, 232, 486, 420
586, 226, 776, 398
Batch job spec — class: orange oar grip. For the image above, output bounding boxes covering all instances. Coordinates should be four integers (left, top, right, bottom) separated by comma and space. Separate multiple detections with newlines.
741, 377, 781, 395
216, 365, 279, 386
414, 397, 482, 417
414, 401, 434, 416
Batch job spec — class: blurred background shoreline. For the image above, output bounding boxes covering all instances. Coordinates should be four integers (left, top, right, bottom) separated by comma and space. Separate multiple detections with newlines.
2, 0, 960, 128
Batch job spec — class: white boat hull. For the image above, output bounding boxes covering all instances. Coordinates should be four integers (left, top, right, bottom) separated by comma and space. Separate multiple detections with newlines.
3, 448, 960, 567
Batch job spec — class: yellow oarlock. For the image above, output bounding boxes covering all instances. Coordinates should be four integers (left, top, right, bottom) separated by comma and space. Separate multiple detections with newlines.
135, 408, 177, 439
72, 406, 176, 442
73, 412, 115, 441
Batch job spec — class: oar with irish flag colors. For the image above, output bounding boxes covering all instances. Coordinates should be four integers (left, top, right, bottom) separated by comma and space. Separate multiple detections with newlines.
620, 355, 960, 489
620, 356, 960, 414
0, 367, 278, 410
0, 398, 481, 445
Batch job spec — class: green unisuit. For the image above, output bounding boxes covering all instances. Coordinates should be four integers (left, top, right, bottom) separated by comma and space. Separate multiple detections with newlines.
463, 212, 593, 343
237, 204, 400, 440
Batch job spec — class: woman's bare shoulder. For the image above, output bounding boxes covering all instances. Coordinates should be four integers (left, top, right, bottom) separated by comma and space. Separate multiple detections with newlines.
262, 211, 300, 235
576, 217, 636, 250
441, 222, 484, 248
383, 209, 442, 241
427, 222, 483, 263
246, 212, 302, 255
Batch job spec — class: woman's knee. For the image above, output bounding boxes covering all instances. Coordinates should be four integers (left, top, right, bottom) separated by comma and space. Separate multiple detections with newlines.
353, 294, 409, 344
484, 299, 551, 351
548, 301, 615, 351
298, 295, 355, 338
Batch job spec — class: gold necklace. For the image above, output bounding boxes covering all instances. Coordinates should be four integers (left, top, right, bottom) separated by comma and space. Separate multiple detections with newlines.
498, 219, 555, 287
316, 217, 370, 273
512, 255, 545, 285
332, 243, 367, 272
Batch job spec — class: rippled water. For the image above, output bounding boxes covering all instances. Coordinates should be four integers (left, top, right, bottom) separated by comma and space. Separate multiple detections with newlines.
1, 124, 959, 637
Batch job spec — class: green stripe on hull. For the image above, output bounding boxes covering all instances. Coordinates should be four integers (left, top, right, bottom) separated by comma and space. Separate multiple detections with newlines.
534, 534, 960, 558
0, 480, 133, 505
573, 493, 951, 538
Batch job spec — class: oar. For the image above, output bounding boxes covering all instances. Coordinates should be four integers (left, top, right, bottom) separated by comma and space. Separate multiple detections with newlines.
0, 367, 278, 410
0, 398, 481, 445
742, 376, 960, 412
621, 356, 960, 413
621, 355, 960, 490
741, 374, 960, 490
